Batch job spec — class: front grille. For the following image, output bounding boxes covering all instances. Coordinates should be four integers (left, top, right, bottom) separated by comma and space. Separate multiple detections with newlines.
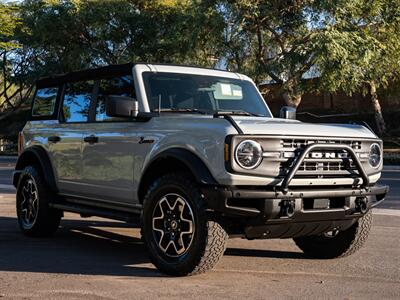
281, 139, 362, 150
279, 139, 362, 177
280, 158, 358, 177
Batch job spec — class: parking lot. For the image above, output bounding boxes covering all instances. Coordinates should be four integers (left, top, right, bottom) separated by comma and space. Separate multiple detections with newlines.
0, 156, 399, 299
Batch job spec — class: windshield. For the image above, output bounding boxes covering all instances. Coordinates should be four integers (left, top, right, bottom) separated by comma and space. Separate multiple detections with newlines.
142, 72, 271, 117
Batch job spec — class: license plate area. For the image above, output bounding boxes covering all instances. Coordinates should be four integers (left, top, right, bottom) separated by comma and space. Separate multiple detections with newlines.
303, 197, 346, 210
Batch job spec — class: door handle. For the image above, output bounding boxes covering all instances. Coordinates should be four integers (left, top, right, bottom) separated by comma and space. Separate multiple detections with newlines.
48, 136, 61, 143
83, 135, 98, 144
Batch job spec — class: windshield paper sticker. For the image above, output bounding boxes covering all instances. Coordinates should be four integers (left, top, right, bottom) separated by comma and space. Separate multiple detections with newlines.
220, 83, 232, 96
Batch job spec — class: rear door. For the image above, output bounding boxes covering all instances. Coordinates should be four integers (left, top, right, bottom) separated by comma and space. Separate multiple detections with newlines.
48, 80, 94, 196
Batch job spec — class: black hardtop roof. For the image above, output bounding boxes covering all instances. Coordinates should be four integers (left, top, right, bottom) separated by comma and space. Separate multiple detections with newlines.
35, 63, 226, 88
36, 63, 135, 88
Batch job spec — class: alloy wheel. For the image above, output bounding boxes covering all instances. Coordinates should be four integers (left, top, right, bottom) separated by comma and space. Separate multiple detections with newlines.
20, 178, 39, 228
152, 193, 195, 257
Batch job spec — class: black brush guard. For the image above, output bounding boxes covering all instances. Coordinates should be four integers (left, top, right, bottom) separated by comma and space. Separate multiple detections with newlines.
280, 143, 370, 192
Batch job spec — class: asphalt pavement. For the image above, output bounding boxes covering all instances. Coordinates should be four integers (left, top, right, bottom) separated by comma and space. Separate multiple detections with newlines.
0, 156, 399, 299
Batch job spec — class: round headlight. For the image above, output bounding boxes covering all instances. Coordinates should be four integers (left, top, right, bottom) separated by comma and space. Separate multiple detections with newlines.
369, 143, 382, 168
235, 140, 263, 169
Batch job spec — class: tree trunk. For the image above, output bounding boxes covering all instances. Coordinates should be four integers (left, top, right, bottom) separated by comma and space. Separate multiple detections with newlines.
369, 81, 386, 136
282, 91, 302, 108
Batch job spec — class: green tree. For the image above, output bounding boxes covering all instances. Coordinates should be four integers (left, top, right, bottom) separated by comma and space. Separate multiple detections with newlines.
0, 2, 27, 116
210, 0, 323, 107
316, 0, 400, 135
0, 2, 20, 51
207, 0, 399, 135
14, 0, 223, 74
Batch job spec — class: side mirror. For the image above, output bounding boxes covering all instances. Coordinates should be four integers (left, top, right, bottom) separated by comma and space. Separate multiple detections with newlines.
280, 106, 296, 120
106, 95, 139, 118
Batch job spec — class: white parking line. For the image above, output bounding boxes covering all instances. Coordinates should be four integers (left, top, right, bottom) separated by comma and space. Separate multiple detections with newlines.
373, 208, 400, 217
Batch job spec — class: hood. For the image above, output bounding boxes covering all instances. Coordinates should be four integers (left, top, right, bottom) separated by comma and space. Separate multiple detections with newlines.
231, 117, 377, 139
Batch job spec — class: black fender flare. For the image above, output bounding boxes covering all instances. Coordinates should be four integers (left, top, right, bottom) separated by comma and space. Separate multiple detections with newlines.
145, 148, 218, 185
14, 146, 58, 192
138, 148, 218, 200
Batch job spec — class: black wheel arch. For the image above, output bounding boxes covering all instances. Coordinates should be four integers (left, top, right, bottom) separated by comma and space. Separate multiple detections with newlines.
13, 146, 58, 192
138, 148, 218, 203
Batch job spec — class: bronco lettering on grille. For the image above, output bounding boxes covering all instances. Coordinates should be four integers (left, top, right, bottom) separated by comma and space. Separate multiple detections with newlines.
308, 152, 349, 159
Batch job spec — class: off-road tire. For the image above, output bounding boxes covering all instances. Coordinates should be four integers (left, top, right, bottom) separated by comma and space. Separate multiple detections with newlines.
142, 173, 228, 276
293, 211, 372, 259
16, 165, 62, 237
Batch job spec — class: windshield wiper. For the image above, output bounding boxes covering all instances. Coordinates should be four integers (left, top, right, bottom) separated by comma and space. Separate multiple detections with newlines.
213, 110, 263, 117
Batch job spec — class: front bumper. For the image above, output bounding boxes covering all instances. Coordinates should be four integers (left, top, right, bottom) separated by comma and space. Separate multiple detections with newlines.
206, 141, 389, 239
202, 184, 389, 239
203, 184, 388, 217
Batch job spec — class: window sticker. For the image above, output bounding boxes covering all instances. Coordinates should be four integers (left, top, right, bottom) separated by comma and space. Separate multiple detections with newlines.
232, 89, 243, 97
220, 83, 232, 96
212, 83, 243, 100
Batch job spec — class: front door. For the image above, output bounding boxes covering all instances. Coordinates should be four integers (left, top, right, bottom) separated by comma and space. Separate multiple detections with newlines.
80, 75, 143, 205
80, 122, 140, 204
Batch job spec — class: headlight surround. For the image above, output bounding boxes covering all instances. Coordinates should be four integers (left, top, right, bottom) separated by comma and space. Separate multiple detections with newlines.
234, 140, 263, 169
369, 143, 382, 168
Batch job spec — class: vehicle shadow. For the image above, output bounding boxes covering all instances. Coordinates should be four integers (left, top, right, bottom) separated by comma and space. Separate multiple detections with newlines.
0, 216, 163, 277
0, 216, 306, 277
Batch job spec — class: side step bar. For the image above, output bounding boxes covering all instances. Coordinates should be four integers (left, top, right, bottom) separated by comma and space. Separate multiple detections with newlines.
50, 202, 141, 226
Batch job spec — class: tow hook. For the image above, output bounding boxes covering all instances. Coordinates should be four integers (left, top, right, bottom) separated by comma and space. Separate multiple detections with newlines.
355, 197, 368, 213
280, 200, 296, 218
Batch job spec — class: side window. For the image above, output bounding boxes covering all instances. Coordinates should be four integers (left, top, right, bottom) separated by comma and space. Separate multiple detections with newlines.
62, 81, 94, 123
32, 87, 58, 117
95, 75, 135, 122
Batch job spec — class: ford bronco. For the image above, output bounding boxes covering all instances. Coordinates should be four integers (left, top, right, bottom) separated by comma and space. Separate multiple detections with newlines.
13, 63, 388, 276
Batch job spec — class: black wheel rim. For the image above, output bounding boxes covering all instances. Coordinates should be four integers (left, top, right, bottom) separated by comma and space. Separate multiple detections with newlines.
152, 193, 195, 257
19, 178, 39, 228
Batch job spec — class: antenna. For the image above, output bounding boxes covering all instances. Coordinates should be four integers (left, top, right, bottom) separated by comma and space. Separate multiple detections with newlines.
158, 94, 161, 116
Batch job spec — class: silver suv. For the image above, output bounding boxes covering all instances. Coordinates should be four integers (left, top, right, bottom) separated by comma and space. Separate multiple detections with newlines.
13, 63, 388, 276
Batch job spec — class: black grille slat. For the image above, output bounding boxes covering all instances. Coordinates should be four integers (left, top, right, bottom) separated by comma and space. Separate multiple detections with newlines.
296, 160, 357, 172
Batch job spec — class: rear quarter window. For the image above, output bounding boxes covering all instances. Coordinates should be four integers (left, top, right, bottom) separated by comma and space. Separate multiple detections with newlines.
32, 87, 58, 117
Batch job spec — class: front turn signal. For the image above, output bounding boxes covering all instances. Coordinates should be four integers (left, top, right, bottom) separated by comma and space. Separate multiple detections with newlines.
225, 143, 230, 162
